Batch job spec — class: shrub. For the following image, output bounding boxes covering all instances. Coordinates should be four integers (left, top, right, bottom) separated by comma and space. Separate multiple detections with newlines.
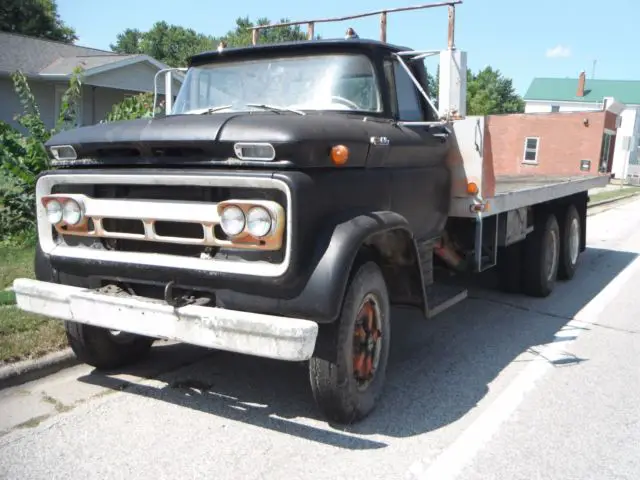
0, 69, 82, 242
1, 69, 162, 244
102, 92, 163, 122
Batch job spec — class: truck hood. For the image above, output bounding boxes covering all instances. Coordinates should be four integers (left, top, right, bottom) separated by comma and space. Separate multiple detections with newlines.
45, 111, 379, 168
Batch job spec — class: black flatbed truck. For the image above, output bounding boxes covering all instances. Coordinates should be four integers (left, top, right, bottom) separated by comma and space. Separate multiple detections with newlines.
12, 2, 609, 424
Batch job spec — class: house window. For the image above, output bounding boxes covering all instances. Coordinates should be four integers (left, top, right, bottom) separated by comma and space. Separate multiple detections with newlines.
550, 105, 560, 112
523, 137, 539, 163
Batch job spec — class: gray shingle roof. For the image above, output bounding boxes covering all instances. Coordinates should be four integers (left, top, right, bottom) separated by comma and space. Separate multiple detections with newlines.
0, 32, 128, 75
39, 54, 139, 75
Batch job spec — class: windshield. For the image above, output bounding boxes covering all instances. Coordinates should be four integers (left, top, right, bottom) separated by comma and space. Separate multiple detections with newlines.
172, 53, 382, 115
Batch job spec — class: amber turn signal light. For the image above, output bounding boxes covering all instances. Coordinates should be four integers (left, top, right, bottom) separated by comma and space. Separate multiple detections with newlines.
467, 182, 479, 195
330, 145, 349, 166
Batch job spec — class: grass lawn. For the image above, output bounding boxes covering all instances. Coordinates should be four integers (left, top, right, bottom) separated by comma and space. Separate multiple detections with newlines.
0, 307, 67, 365
0, 245, 34, 289
590, 186, 640, 204
0, 244, 68, 364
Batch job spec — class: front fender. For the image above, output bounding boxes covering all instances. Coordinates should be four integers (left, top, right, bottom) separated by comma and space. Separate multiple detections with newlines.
302, 210, 416, 320
216, 210, 421, 323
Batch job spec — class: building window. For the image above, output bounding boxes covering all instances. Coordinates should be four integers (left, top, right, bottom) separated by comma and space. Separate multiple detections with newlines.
523, 137, 539, 163
599, 132, 615, 172
551, 105, 560, 112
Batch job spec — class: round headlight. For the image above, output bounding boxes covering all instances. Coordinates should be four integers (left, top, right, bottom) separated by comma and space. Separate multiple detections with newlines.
246, 207, 273, 238
62, 199, 83, 225
46, 200, 63, 224
220, 205, 245, 236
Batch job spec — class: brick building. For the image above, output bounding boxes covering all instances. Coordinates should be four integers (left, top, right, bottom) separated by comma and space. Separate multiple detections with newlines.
485, 109, 620, 177
523, 73, 640, 182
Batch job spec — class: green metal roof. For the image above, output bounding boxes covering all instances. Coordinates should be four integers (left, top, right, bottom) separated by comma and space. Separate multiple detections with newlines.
524, 77, 640, 105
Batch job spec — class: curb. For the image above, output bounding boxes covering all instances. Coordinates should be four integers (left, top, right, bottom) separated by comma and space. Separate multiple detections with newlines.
0, 348, 79, 390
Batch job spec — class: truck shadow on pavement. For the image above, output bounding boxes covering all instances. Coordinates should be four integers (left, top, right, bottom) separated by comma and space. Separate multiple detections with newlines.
76, 246, 638, 449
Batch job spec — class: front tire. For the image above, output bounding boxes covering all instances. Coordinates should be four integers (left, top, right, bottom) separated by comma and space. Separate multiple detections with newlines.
309, 261, 391, 424
65, 322, 155, 370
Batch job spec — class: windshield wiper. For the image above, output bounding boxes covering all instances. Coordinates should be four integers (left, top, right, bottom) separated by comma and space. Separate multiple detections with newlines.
245, 103, 306, 116
200, 105, 232, 115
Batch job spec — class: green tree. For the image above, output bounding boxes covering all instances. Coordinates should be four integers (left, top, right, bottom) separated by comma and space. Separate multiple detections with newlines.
466, 66, 524, 115
111, 21, 215, 67
110, 17, 310, 67
425, 65, 523, 116
426, 66, 439, 110
0, 0, 77, 43
220, 16, 309, 47
109, 28, 143, 54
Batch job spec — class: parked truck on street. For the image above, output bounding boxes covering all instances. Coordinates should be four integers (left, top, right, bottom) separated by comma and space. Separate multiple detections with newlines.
12, 1, 612, 424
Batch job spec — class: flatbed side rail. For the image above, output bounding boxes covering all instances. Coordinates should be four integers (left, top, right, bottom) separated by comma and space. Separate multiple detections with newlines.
247, 1, 463, 46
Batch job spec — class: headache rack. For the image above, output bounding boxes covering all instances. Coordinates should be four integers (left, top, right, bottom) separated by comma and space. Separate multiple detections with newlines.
247, 1, 466, 123
247, 1, 462, 47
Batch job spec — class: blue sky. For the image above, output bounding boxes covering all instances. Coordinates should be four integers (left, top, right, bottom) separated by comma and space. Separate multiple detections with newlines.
58, 0, 638, 95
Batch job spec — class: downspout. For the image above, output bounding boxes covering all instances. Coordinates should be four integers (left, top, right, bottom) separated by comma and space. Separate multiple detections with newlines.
92, 86, 96, 124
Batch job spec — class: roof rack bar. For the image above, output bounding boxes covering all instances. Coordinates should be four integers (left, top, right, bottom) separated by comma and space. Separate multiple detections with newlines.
448, 3, 455, 49
248, 1, 463, 45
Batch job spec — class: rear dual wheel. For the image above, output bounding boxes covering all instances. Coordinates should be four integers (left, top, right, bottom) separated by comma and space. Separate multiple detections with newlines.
309, 261, 391, 424
523, 212, 561, 297
558, 204, 581, 280
499, 204, 582, 298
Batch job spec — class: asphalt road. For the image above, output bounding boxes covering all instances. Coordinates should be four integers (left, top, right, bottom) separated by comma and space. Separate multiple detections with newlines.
1, 197, 640, 480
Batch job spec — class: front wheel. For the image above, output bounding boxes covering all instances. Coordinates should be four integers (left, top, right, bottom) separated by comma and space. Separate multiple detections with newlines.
65, 321, 155, 370
309, 261, 391, 424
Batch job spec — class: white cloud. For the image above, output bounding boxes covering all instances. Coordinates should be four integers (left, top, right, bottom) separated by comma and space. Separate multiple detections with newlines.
546, 44, 571, 58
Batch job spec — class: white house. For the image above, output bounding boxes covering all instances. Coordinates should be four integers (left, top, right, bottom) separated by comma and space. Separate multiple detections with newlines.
523, 72, 640, 182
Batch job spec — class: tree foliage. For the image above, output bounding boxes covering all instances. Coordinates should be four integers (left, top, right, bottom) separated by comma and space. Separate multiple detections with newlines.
111, 21, 214, 68
110, 17, 310, 67
221, 16, 310, 47
102, 93, 163, 123
466, 66, 524, 115
425, 66, 523, 116
0, 0, 77, 43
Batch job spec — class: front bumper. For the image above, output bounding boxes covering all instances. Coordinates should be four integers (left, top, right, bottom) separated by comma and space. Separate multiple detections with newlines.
12, 278, 319, 362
